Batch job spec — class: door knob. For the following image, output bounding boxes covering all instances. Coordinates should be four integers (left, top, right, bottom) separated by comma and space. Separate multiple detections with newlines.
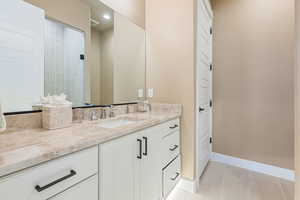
199, 107, 205, 112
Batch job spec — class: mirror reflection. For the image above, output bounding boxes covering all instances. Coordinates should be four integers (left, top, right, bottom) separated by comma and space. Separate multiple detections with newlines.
0, 0, 146, 113
89, 1, 146, 106
44, 19, 86, 107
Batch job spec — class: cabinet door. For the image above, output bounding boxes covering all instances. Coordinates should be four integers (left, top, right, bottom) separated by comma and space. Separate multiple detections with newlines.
139, 128, 162, 200
48, 175, 98, 200
99, 133, 140, 200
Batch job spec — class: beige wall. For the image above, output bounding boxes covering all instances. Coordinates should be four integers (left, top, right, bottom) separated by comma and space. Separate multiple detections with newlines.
91, 28, 114, 105
100, 0, 145, 28
91, 28, 102, 104
212, 0, 294, 169
146, 0, 196, 179
100, 28, 114, 104
114, 13, 146, 104
295, 0, 300, 198
91, 13, 146, 105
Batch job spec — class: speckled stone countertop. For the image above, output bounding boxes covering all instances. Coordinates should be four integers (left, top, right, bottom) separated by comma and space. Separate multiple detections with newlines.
0, 110, 181, 178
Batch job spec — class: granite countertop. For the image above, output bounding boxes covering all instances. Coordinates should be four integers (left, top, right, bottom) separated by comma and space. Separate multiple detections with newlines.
0, 111, 181, 178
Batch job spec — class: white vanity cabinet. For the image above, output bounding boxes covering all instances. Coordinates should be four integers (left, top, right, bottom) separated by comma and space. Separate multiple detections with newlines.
139, 127, 163, 200
160, 119, 181, 198
99, 126, 161, 200
0, 117, 181, 200
0, 146, 98, 200
99, 132, 140, 200
48, 175, 98, 200
162, 156, 181, 197
99, 118, 181, 200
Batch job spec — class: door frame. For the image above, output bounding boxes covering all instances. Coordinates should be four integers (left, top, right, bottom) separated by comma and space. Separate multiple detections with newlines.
195, 0, 214, 188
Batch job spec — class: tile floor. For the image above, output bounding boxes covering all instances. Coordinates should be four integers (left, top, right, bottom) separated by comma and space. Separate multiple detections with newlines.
167, 161, 294, 200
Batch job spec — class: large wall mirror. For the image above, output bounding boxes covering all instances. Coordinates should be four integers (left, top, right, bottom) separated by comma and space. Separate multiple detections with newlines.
0, 0, 146, 113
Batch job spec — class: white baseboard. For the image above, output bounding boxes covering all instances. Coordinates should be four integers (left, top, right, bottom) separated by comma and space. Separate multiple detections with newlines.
211, 152, 295, 181
177, 177, 197, 193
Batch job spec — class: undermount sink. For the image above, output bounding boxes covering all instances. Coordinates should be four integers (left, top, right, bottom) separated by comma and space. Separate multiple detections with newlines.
97, 118, 144, 129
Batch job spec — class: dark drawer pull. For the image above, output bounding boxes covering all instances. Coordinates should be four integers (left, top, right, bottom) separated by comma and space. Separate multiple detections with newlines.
137, 139, 142, 159
35, 170, 77, 192
169, 125, 178, 129
169, 145, 179, 151
143, 137, 148, 156
170, 172, 180, 181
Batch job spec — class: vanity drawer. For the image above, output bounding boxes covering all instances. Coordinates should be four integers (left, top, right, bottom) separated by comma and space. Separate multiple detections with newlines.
162, 131, 180, 166
48, 175, 98, 200
163, 156, 181, 198
161, 118, 180, 136
0, 146, 98, 200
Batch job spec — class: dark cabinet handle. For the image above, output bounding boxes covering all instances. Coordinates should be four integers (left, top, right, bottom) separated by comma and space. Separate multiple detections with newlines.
143, 137, 148, 156
137, 139, 142, 159
170, 172, 180, 181
35, 170, 77, 192
169, 125, 178, 129
169, 145, 179, 151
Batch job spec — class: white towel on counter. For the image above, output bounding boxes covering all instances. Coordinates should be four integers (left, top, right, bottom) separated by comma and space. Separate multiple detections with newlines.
40, 93, 72, 107
0, 103, 6, 132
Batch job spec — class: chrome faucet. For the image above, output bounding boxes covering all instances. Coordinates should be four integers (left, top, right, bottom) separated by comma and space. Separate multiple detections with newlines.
100, 109, 107, 119
90, 111, 98, 121
109, 105, 115, 118
138, 100, 151, 112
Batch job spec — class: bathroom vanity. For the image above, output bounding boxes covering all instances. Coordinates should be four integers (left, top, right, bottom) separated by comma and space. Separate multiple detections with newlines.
0, 1, 181, 199
0, 109, 181, 200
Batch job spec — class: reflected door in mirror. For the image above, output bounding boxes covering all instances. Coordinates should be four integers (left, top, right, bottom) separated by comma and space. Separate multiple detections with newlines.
45, 19, 86, 107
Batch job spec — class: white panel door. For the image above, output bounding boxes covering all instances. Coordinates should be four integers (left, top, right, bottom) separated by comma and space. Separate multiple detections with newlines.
0, 0, 44, 112
196, 0, 213, 179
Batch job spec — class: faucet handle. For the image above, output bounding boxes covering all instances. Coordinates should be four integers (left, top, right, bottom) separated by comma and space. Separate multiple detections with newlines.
100, 109, 106, 119
90, 110, 98, 121
109, 105, 115, 118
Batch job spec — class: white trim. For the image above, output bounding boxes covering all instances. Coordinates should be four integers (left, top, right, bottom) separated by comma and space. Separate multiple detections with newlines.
177, 178, 197, 193
203, 0, 213, 18
211, 153, 295, 181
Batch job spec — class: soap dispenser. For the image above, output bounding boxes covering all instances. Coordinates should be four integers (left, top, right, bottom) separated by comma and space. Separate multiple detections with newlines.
0, 103, 6, 132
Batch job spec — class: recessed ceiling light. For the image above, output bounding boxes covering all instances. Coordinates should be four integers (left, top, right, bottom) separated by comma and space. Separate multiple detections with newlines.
103, 14, 111, 20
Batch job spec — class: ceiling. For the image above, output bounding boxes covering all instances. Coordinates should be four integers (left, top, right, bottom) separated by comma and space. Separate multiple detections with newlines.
85, 0, 114, 32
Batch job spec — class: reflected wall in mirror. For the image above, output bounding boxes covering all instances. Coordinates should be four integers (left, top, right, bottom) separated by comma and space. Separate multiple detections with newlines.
0, 0, 146, 113
89, 0, 146, 105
